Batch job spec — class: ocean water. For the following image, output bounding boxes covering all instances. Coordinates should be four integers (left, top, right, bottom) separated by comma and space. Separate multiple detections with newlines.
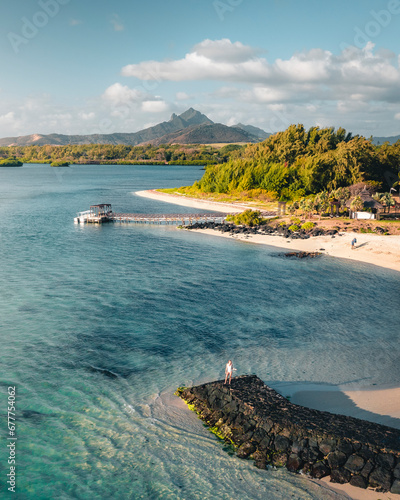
0, 164, 399, 500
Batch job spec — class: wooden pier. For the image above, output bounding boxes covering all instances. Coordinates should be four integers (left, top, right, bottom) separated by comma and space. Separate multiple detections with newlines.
74, 204, 226, 225
112, 213, 227, 224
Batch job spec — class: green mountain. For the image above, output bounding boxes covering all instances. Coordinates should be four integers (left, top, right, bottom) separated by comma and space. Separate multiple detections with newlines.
0, 109, 266, 147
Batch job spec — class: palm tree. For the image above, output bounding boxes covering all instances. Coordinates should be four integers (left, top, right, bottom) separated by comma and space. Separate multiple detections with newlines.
380, 192, 395, 213
314, 191, 329, 220
350, 195, 364, 215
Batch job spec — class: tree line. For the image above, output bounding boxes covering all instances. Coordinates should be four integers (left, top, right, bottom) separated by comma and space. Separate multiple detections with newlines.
0, 143, 238, 165
190, 124, 400, 200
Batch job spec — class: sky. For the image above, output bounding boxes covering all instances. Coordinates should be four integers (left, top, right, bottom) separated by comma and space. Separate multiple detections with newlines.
1, 0, 400, 138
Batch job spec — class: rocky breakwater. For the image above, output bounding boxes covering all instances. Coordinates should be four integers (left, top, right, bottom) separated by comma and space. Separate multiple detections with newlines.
177, 375, 400, 494
185, 221, 339, 240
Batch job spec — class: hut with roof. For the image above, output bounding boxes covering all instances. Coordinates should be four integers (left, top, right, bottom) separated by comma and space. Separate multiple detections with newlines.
346, 188, 383, 220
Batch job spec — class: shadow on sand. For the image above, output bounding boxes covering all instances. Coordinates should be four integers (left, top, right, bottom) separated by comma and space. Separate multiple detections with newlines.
270, 380, 400, 430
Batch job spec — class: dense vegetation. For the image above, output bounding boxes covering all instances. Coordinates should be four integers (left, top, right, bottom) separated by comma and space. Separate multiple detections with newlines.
226, 209, 265, 226
187, 125, 400, 201
50, 161, 69, 167
0, 157, 23, 166
0, 144, 237, 166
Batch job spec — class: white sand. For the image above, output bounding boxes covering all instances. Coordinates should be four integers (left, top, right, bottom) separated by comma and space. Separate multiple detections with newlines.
273, 382, 400, 428
193, 228, 400, 273
320, 477, 399, 499
135, 190, 252, 213
272, 381, 400, 499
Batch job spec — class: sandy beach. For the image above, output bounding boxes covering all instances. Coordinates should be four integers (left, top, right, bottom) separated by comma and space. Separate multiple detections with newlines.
194, 227, 400, 273
135, 189, 400, 273
137, 188, 400, 499
135, 189, 251, 213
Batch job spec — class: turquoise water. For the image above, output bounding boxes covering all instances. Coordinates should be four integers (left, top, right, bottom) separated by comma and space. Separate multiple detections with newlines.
0, 164, 399, 499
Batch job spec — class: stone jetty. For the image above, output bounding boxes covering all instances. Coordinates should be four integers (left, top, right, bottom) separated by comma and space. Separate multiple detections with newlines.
177, 375, 400, 494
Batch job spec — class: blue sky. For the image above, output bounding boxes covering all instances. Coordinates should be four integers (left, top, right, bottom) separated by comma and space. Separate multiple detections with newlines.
1, 0, 400, 138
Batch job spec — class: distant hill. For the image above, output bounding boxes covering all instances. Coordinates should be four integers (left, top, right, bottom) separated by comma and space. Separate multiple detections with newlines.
233, 123, 270, 141
0, 108, 266, 147
372, 135, 400, 145
145, 123, 256, 146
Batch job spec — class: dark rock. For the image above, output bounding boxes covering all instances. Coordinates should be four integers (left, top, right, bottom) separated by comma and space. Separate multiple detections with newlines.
308, 438, 318, 450
376, 453, 395, 470
178, 375, 400, 495
235, 430, 254, 446
369, 466, 392, 491
337, 440, 353, 455
319, 439, 336, 455
222, 400, 238, 416
350, 475, 368, 489
301, 447, 321, 463
287, 453, 303, 472
284, 251, 321, 259
360, 460, 374, 478
236, 441, 257, 458
358, 445, 375, 461
274, 435, 291, 452
344, 454, 365, 472
258, 435, 271, 450
271, 451, 288, 467
291, 439, 308, 454
243, 418, 256, 434
330, 467, 351, 484
310, 461, 330, 479
252, 427, 267, 444
391, 479, 400, 494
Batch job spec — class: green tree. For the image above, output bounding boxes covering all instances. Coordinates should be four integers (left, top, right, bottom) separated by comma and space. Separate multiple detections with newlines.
350, 196, 364, 212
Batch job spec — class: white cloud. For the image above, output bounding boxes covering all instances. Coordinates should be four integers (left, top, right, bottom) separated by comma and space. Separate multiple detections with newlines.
121, 39, 400, 106
192, 39, 261, 63
111, 14, 124, 32
79, 112, 95, 120
141, 100, 168, 113
2, 39, 400, 139
176, 91, 190, 101
0, 112, 15, 125
102, 83, 145, 105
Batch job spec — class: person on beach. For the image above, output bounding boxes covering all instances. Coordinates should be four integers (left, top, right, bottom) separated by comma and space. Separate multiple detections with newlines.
225, 360, 233, 385
351, 237, 357, 249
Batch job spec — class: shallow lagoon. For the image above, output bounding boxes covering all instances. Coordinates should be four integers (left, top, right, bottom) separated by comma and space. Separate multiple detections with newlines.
0, 164, 399, 499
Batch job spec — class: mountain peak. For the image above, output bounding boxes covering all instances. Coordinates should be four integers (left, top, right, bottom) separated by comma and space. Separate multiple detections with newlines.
178, 108, 213, 126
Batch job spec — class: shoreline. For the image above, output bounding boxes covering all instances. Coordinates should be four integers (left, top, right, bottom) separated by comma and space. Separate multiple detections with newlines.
192, 227, 400, 273
135, 189, 400, 273
180, 377, 400, 500
135, 189, 253, 213
138, 189, 400, 498
284, 381, 400, 499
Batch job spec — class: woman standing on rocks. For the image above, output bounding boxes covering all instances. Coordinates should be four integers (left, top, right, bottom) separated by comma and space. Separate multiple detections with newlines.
225, 360, 233, 385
